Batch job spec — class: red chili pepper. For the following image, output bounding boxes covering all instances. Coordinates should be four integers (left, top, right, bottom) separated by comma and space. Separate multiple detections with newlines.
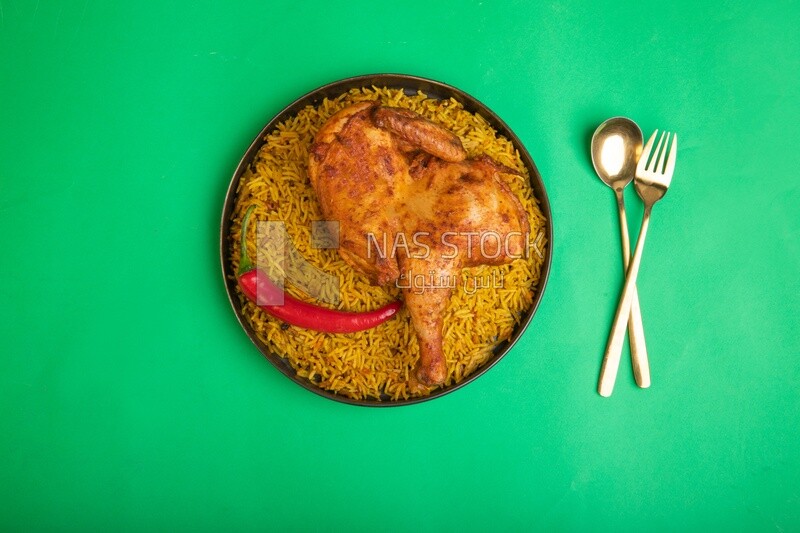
236, 206, 402, 333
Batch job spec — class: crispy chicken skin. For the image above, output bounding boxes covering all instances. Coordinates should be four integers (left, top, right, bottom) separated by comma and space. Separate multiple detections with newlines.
308, 104, 529, 386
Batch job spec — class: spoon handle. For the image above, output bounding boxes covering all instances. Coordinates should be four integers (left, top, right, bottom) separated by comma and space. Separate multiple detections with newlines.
615, 192, 651, 388
598, 206, 652, 397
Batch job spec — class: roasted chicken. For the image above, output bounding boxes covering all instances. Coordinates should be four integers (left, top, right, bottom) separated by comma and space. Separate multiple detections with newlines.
308, 103, 529, 386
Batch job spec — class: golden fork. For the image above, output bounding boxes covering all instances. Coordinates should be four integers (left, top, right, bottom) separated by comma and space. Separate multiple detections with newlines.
598, 130, 678, 397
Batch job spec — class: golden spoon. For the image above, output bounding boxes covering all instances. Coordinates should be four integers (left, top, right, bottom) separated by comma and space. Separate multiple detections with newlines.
591, 117, 651, 390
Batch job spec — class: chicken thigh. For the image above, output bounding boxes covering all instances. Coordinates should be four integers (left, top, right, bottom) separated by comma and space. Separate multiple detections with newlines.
308, 103, 529, 386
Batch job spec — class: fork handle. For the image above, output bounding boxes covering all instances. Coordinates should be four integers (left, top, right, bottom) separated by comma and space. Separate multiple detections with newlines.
598, 206, 652, 397
615, 191, 651, 388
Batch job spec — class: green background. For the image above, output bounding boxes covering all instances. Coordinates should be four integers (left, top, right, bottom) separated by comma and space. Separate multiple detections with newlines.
2, 0, 798, 530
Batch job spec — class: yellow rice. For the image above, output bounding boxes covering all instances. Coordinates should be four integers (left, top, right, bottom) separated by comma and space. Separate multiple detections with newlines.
229, 87, 547, 401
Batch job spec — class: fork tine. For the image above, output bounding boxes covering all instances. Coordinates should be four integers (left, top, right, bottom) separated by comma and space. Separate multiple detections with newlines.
655, 132, 671, 173
664, 133, 678, 178
649, 131, 666, 172
638, 130, 658, 173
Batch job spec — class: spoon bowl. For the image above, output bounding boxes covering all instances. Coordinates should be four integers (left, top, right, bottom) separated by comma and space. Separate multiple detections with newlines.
591, 117, 643, 191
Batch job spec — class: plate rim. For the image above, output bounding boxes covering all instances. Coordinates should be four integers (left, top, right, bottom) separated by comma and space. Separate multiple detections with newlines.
219, 73, 553, 407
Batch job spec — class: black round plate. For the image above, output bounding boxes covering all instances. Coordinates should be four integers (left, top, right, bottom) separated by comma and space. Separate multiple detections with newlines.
220, 74, 553, 406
